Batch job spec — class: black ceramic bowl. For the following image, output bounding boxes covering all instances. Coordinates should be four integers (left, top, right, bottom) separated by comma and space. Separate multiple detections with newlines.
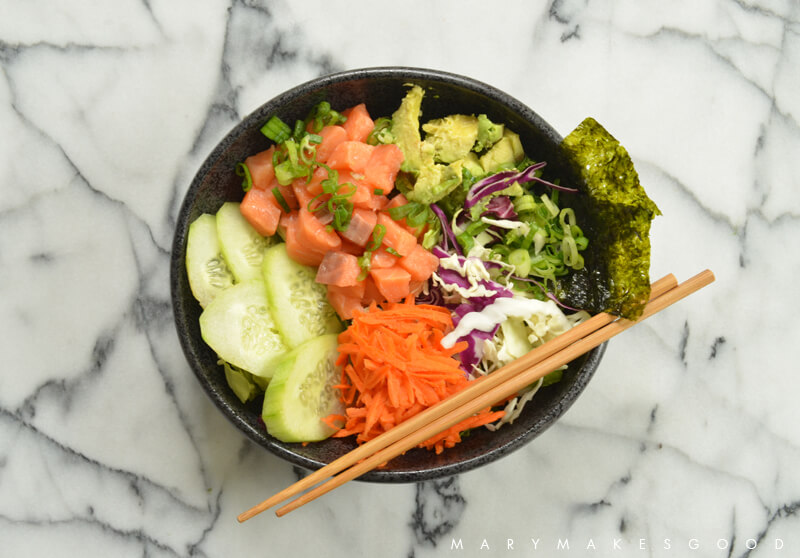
171, 67, 605, 482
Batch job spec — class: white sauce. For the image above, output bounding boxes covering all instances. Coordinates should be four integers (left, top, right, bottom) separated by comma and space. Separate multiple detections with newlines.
440, 296, 563, 348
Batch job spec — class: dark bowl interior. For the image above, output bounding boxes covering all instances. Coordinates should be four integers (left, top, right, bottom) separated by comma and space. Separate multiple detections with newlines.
170, 67, 605, 482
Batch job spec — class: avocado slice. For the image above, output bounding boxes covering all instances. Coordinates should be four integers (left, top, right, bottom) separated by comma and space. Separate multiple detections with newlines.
479, 130, 524, 173
390, 84, 425, 173
475, 114, 504, 152
422, 114, 479, 163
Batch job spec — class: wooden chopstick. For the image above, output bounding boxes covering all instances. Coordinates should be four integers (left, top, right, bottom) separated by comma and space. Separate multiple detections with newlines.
239, 273, 676, 521
271, 270, 713, 517
239, 271, 709, 521
238, 273, 679, 522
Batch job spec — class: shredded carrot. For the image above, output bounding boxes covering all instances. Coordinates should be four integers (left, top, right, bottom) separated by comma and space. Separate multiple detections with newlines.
326, 297, 504, 454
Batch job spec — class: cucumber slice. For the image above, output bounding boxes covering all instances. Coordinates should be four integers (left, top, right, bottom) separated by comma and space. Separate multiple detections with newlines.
261, 243, 342, 347
216, 201, 271, 282
185, 214, 234, 307
199, 279, 287, 379
262, 334, 345, 442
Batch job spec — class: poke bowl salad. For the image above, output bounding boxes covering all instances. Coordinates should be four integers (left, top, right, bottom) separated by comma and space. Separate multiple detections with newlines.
171, 68, 660, 481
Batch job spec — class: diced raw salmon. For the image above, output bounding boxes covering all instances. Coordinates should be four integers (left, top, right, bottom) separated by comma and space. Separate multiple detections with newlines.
370, 248, 400, 269
327, 288, 364, 320
283, 213, 326, 266
398, 244, 440, 281
292, 180, 316, 208
296, 207, 342, 254
362, 144, 404, 195
340, 207, 377, 246
240, 187, 282, 237
369, 266, 412, 303
244, 146, 276, 190
315, 125, 348, 163
316, 251, 361, 287
341, 103, 375, 143
326, 141, 375, 173
376, 213, 418, 257
361, 276, 383, 305
328, 281, 367, 301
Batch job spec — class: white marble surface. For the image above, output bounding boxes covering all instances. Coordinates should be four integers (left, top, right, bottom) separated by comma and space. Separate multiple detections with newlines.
1, 1, 799, 557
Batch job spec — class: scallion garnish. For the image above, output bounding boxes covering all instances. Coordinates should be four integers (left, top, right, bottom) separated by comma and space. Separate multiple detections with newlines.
365, 224, 386, 252
272, 187, 291, 213
235, 162, 253, 192
261, 115, 292, 143
357, 252, 371, 281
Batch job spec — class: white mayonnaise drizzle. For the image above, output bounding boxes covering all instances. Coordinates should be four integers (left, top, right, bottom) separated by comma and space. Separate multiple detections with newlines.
440, 296, 567, 349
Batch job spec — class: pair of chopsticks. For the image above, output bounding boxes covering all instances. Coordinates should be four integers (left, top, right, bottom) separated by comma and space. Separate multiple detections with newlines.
238, 269, 714, 521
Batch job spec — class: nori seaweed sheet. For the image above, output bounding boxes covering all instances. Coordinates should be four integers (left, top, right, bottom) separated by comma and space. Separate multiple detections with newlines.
554, 117, 661, 320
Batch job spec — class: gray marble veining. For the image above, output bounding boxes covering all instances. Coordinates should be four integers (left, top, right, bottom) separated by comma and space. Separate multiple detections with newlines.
1, 1, 798, 557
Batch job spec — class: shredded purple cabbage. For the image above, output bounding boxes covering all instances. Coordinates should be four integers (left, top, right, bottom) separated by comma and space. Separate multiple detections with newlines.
430, 203, 462, 256
415, 281, 445, 307
457, 327, 497, 374
483, 196, 517, 219
435, 266, 513, 373
464, 162, 578, 210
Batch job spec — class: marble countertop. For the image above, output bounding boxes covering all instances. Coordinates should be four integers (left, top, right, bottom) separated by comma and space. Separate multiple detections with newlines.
2, 1, 798, 557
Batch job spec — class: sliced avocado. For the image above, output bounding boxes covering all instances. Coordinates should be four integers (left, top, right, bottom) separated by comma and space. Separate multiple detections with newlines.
480, 129, 524, 173
475, 114, 504, 152
504, 129, 525, 161
460, 151, 484, 177
391, 85, 425, 173
422, 114, 479, 163
407, 160, 464, 204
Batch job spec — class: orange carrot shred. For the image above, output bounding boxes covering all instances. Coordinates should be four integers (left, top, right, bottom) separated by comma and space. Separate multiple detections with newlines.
325, 298, 504, 452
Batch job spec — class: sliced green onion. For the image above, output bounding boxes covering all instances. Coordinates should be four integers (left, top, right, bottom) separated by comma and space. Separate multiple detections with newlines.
299, 134, 322, 165
292, 119, 306, 141
520, 226, 536, 251
272, 187, 291, 213
388, 203, 413, 220
374, 188, 384, 195
235, 162, 253, 192
331, 201, 353, 231
367, 117, 392, 145
274, 160, 299, 185
491, 244, 511, 257
317, 164, 339, 194
540, 193, 560, 218
357, 252, 372, 281
508, 248, 532, 277
365, 224, 386, 252
261, 115, 292, 143
514, 194, 536, 214
406, 204, 431, 228
385, 247, 401, 257
307, 192, 326, 213
562, 235, 579, 268
559, 208, 577, 230
532, 229, 546, 255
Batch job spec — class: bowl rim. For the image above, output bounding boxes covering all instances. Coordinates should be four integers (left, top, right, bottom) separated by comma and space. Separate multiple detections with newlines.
170, 66, 605, 482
